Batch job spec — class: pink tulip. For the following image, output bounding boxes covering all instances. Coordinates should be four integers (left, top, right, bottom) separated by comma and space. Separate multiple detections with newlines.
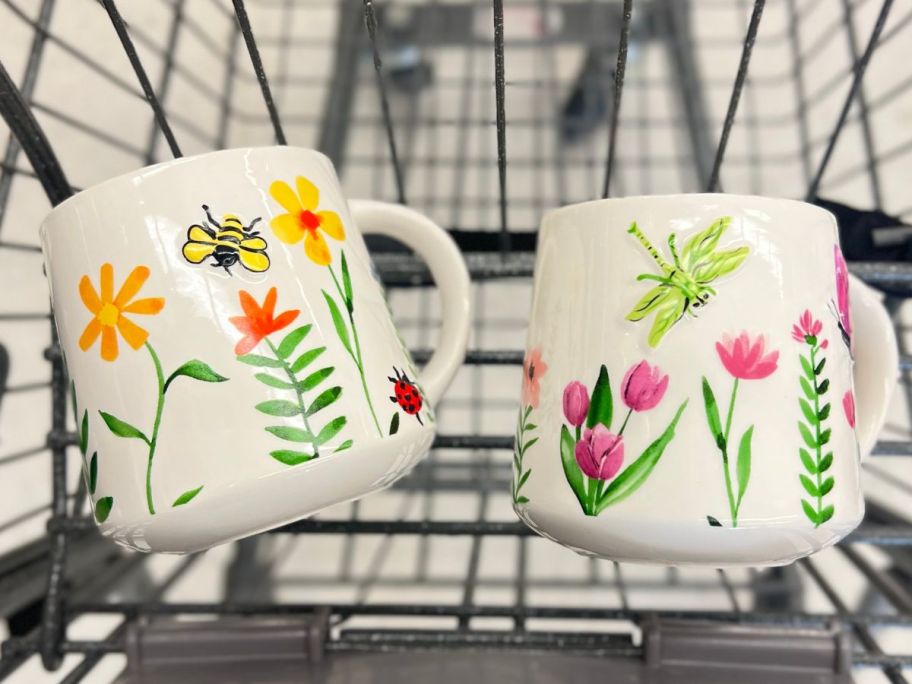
575, 425, 624, 481
791, 309, 823, 343
834, 245, 852, 339
715, 332, 779, 380
563, 381, 590, 427
843, 390, 856, 429
621, 360, 669, 412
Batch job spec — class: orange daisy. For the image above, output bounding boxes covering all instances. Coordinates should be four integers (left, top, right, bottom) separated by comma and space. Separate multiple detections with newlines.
229, 287, 300, 355
268, 176, 345, 266
78, 264, 164, 362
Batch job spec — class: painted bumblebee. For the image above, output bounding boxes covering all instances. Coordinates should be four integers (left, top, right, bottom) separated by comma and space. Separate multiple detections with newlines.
182, 205, 270, 275
388, 366, 423, 425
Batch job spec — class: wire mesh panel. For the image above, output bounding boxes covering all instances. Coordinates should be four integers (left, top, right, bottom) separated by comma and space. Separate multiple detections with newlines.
0, 0, 911, 682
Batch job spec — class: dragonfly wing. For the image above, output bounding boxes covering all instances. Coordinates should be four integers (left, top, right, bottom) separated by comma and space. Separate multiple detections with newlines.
647, 291, 687, 348
691, 246, 749, 283
681, 216, 732, 270
626, 285, 672, 322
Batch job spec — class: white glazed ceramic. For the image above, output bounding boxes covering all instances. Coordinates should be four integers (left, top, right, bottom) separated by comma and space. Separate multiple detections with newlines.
513, 194, 897, 566
40, 146, 470, 554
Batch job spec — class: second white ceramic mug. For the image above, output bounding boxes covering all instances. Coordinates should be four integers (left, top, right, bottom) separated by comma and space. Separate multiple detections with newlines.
513, 194, 897, 566
41, 146, 471, 553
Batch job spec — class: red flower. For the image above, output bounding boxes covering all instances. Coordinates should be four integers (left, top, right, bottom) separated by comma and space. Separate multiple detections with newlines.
229, 287, 299, 355
715, 332, 779, 380
791, 309, 823, 343
521, 347, 548, 409
843, 390, 856, 429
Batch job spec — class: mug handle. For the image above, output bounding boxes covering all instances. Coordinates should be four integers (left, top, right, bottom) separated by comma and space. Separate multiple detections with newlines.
849, 274, 899, 458
349, 200, 471, 405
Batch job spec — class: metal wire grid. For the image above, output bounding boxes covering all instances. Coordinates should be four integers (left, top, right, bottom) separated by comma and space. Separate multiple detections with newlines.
0, 0, 910, 681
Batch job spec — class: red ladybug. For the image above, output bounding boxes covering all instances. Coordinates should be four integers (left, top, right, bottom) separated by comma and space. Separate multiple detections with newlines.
389, 367, 423, 425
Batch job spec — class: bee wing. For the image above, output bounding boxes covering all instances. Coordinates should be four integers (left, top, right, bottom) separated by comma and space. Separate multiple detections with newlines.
182, 225, 217, 264
238, 241, 270, 273
691, 246, 749, 283
187, 224, 217, 242
681, 216, 732, 270
626, 284, 672, 322
646, 290, 687, 348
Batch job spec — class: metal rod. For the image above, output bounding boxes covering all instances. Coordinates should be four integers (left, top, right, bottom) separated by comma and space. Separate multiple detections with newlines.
232, 0, 287, 145
706, 0, 766, 192
492, 0, 510, 253
143, 0, 185, 164
602, 0, 632, 198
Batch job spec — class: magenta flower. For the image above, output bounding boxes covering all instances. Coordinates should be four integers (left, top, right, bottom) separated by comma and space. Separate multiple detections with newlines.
715, 332, 779, 380
621, 360, 669, 412
834, 245, 852, 344
563, 381, 590, 427
521, 347, 548, 409
843, 390, 856, 429
791, 309, 823, 343
575, 425, 624, 481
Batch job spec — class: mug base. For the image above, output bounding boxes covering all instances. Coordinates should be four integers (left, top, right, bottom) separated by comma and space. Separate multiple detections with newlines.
99, 427, 435, 554
514, 503, 864, 567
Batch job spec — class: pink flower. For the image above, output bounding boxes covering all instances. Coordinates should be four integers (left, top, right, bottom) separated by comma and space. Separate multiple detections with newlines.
843, 390, 856, 429
621, 360, 669, 412
521, 347, 548, 409
563, 381, 590, 427
715, 332, 779, 380
791, 309, 823, 343
834, 245, 852, 340
575, 425, 624, 481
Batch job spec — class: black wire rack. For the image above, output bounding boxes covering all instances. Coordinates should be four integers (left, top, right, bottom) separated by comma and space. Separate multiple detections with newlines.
1, 0, 912, 682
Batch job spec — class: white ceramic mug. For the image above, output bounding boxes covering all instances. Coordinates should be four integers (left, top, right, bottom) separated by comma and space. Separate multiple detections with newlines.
40, 146, 471, 553
513, 194, 897, 566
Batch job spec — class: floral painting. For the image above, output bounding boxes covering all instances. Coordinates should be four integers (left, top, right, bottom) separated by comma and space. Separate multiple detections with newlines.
512, 347, 546, 505
832, 245, 852, 352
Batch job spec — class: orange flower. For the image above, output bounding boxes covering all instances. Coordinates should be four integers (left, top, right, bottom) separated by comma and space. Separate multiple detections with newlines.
78, 264, 165, 362
269, 176, 345, 265
229, 287, 300, 355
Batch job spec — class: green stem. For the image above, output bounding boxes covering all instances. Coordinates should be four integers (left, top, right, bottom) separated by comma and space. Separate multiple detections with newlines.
586, 476, 599, 515
618, 408, 633, 437
144, 342, 166, 516
513, 407, 526, 502
267, 339, 319, 458
329, 262, 383, 437
810, 344, 823, 527
723, 378, 739, 444
721, 378, 740, 527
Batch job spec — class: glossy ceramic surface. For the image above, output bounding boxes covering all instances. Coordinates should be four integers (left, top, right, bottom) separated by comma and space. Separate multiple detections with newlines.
514, 194, 897, 566
40, 146, 470, 553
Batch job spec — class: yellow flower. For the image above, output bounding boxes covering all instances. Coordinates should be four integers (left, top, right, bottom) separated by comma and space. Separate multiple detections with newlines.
78, 263, 165, 362
268, 176, 345, 265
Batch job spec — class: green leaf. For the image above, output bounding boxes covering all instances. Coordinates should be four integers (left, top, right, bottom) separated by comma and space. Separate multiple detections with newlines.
702, 377, 724, 449
164, 360, 228, 392
799, 448, 817, 475
586, 365, 613, 429
800, 474, 819, 497
237, 354, 283, 368
818, 505, 835, 524
99, 411, 148, 443
799, 399, 818, 426
819, 452, 833, 472
819, 477, 835, 496
389, 412, 400, 435
801, 499, 819, 525
315, 416, 347, 445
94, 497, 113, 523
800, 355, 814, 380
819, 428, 831, 445
79, 410, 89, 455
515, 496, 530, 504
254, 373, 295, 390
517, 469, 532, 490
800, 377, 815, 402
265, 425, 314, 442
322, 290, 353, 357
172, 486, 203, 507
291, 346, 327, 373
307, 387, 342, 416
89, 452, 98, 495
798, 422, 817, 450
270, 450, 315, 466
707, 516, 723, 527
299, 367, 334, 392
815, 357, 826, 375
277, 325, 312, 360
597, 400, 688, 513
817, 379, 830, 395
526, 423, 538, 431
735, 426, 753, 508
341, 251, 354, 312
519, 436, 539, 456
255, 400, 302, 417
560, 424, 588, 514
817, 403, 831, 422
523, 405, 533, 421
334, 439, 354, 453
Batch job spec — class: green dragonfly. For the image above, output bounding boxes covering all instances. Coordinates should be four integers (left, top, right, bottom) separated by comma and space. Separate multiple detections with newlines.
626, 216, 749, 347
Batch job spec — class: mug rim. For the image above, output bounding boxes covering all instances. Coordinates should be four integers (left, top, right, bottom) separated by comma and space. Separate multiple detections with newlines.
540, 192, 837, 234
40, 145, 333, 235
